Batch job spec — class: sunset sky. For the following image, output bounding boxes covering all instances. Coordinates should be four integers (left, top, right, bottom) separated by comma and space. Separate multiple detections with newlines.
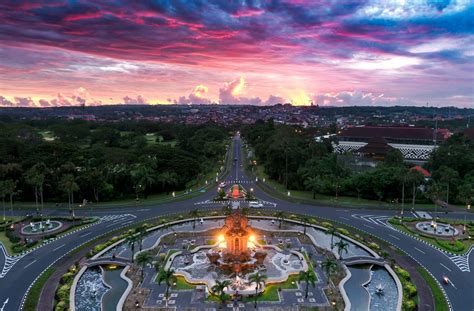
0, 0, 473, 107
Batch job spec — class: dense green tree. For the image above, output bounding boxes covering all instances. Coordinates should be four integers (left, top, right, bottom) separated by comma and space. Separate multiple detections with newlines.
136, 251, 152, 281
321, 258, 338, 285
156, 267, 176, 307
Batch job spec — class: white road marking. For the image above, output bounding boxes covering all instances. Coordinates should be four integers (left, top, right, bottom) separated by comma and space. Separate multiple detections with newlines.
1, 298, 9, 311
440, 263, 452, 272
449, 279, 457, 289
80, 232, 91, 237
136, 209, 150, 212
414, 247, 425, 254
389, 234, 400, 240
363, 224, 375, 229
23, 260, 37, 269
53, 244, 65, 251
339, 217, 350, 221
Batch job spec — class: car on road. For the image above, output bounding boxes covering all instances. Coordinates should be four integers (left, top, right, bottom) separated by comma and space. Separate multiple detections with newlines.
249, 201, 264, 208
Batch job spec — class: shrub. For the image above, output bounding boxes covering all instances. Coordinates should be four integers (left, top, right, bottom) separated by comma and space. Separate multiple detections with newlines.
404, 282, 417, 297
60, 272, 75, 284
337, 228, 350, 236
368, 242, 380, 250
56, 284, 70, 301
54, 300, 68, 311
403, 299, 416, 311
321, 222, 332, 228
436, 240, 465, 253
395, 267, 410, 281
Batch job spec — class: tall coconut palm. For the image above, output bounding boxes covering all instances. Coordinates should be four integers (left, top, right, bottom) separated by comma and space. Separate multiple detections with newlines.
275, 211, 285, 229
298, 270, 317, 299
131, 163, 156, 199
249, 272, 267, 308
326, 226, 337, 249
137, 226, 148, 251
321, 258, 338, 285
59, 174, 79, 220
301, 216, 311, 235
156, 267, 176, 307
334, 240, 349, 260
158, 171, 178, 194
406, 169, 424, 212
189, 209, 200, 231
4, 179, 18, 219
25, 163, 47, 221
437, 166, 459, 205
136, 251, 152, 282
211, 280, 231, 308
126, 234, 140, 263
0, 181, 7, 222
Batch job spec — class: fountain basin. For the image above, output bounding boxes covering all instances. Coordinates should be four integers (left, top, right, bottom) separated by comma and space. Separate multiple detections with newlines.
415, 221, 459, 237
21, 220, 63, 235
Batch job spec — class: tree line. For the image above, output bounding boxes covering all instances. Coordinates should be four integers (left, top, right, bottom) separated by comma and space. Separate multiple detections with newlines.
0, 120, 230, 214
241, 120, 473, 207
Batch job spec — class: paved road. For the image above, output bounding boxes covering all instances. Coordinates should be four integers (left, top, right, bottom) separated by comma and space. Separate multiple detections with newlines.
0, 134, 473, 310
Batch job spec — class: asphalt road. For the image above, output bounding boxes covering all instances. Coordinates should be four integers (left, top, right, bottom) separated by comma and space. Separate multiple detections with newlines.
0, 134, 473, 310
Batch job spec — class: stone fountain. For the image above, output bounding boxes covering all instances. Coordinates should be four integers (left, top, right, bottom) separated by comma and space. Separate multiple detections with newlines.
207, 208, 267, 274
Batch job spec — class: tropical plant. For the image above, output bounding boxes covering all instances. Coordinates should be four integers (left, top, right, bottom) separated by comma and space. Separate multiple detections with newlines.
275, 211, 285, 229
211, 280, 231, 307
298, 270, 317, 299
158, 171, 179, 194
156, 267, 176, 307
334, 240, 349, 260
436, 166, 459, 205
189, 209, 200, 230
24, 163, 47, 218
249, 272, 267, 308
131, 162, 156, 199
137, 226, 147, 251
136, 251, 153, 281
321, 258, 338, 285
126, 234, 140, 263
406, 169, 424, 211
59, 174, 79, 219
326, 226, 337, 249
3, 179, 18, 219
301, 216, 311, 235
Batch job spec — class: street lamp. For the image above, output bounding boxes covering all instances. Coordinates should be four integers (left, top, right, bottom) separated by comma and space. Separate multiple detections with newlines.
287, 191, 291, 196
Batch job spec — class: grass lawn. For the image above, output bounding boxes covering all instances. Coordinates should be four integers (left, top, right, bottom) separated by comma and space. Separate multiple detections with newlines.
242, 274, 299, 302
388, 218, 474, 255
172, 276, 197, 290
23, 267, 56, 311
0, 232, 14, 254
416, 267, 449, 311
38, 130, 55, 141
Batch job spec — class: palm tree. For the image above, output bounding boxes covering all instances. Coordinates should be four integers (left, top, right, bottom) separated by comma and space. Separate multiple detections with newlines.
304, 176, 323, 199
249, 272, 267, 308
334, 240, 349, 260
211, 280, 231, 308
4, 179, 18, 219
156, 267, 176, 307
301, 216, 311, 235
0, 181, 7, 222
25, 163, 47, 221
438, 166, 459, 205
326, 226, 337, 249
59, 174, 79, 220
406, 169, 424, 211
275, 211, 285, 229
189, 209, 200, 231
131, 163, 155, 199
158, 171, 178, 194
137, 227, 147, 251
126, 234, 140, 263
321, 258, 338, 285
298, 270, 317, 299
135, 251, 152, 282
